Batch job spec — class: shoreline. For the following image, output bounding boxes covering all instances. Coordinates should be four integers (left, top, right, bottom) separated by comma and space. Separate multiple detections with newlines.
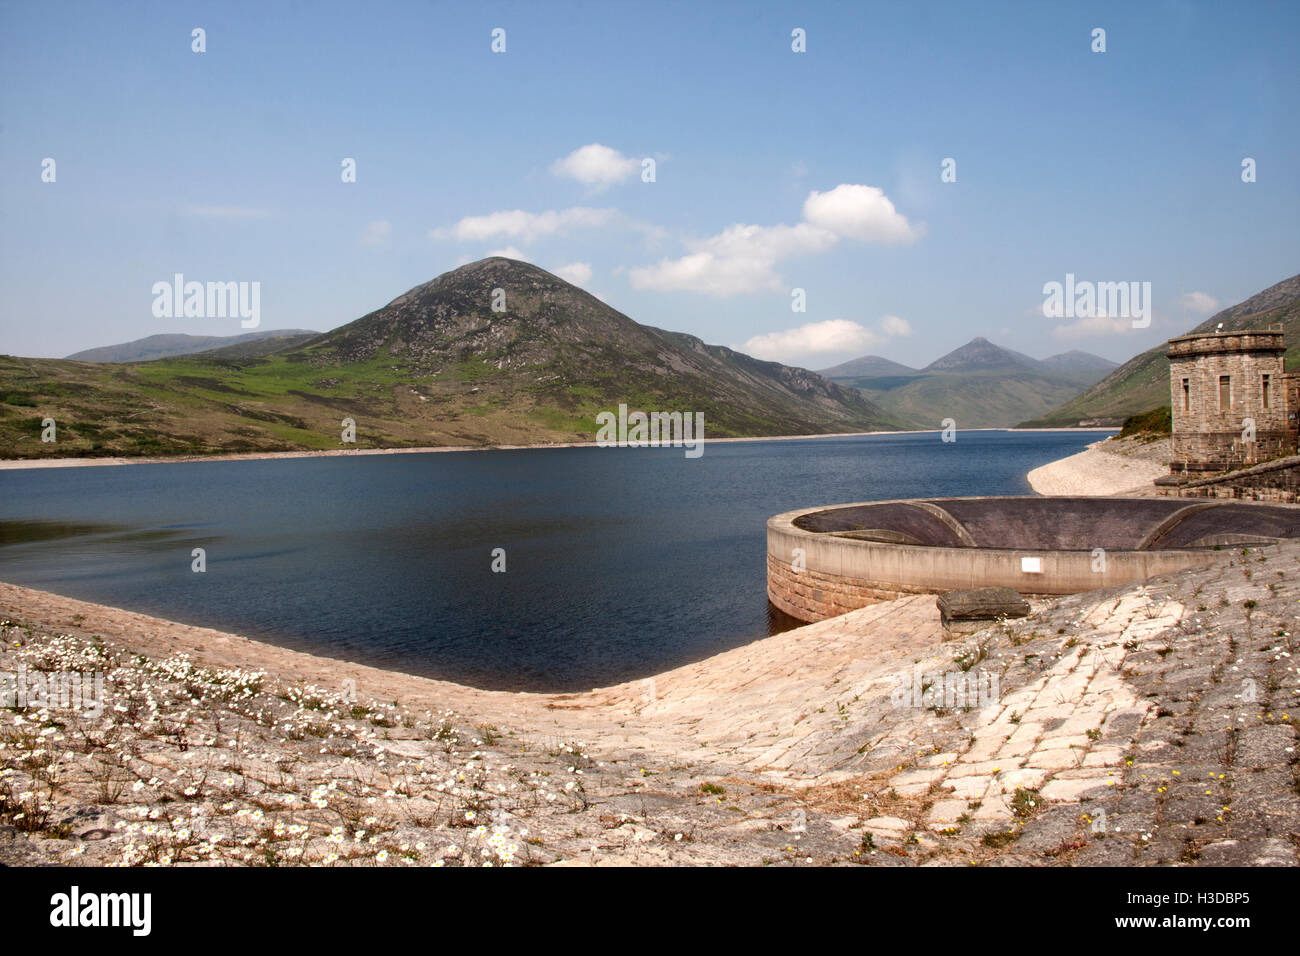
5, 537, 1294, 866
0, 576, 953, 781
0, 579, 551, 712
0, 426, 1116, 471
1026, 434, 1170, 497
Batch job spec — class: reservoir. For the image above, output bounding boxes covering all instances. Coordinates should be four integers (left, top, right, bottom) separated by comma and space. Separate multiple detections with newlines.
0, 429, 1110, 690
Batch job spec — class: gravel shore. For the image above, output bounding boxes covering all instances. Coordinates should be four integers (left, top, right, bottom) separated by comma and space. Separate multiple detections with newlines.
1027, 435, 1171, 497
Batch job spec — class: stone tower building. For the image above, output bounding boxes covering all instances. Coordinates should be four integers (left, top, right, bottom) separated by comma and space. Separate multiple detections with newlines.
1167, 329, 1293, 474
1286, 370, 1300, 443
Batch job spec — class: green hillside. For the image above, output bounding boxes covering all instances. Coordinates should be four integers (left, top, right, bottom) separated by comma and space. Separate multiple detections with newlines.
65, 329, 319, 363
0, 258, 902, 460
821, 338, 1116, 428
1022, 273, 1300, 427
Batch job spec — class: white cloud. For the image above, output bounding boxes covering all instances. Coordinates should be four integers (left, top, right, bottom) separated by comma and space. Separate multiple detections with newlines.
692, 222, 838, 261
629, 184, 921, 297
551, 143, 639, 187
359, 220, 391, 246
553, 262, 593, 285
630, 222, 839, 295
1052, 314, 1133, 340
485, 246, 526, 260
630, 251, 786, 296
880, 314, 912, 336
739, 313, 912, 363
1182, 291, 1219, 314
801, 184, 923, 243
741, 319, 883, 362
431, 206, 617, 242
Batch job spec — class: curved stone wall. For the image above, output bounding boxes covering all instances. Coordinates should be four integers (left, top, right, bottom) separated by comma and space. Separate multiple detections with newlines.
767, 496, 1300, 623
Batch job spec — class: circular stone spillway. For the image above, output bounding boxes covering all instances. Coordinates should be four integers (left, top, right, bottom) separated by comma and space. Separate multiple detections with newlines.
767, 497, 1300, 624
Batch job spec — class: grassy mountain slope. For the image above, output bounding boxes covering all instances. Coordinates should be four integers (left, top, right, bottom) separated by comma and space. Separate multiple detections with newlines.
0, 258, 901, 459
65, 329, 319, 363
1022, 272, 1300, 426
817, 355, 920, 378
820, 337, 1116, 428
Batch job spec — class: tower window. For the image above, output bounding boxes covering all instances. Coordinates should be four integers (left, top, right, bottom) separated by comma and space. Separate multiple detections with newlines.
1262, 373, 1271, 409
1219, 375, 1231, 411
1181, 378, 1190, 412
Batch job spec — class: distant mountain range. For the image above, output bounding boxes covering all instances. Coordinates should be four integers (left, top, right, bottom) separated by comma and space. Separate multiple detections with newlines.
817, 355, 919, 379
18, 259, 1295, 457
2, 258, 899, 459
66, 329, 320, 363
1023, 272, 1300, 426
819, 338, 1117, 428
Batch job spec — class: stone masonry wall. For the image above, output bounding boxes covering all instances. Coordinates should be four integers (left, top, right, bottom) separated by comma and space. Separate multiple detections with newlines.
1167, 332, 1291, 473
1161, 454, 1300, 504
766, 553, 929, 621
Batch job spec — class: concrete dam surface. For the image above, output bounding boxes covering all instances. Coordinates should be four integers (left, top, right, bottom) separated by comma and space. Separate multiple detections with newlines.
768, 496, 1300, 623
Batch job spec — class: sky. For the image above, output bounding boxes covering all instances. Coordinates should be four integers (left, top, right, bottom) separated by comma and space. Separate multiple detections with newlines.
1, 0, 1298, 369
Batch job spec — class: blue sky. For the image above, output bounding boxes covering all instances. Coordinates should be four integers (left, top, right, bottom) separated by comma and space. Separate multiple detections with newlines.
2, 0, 1298, 368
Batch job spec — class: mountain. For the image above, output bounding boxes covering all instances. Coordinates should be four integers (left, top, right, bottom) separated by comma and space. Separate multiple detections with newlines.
66, 329, 320, 363
1023, 272, 1300, 426
819, 337, 1117, 428
1038, 350, 1122, 379
922, 337, 1037, 373
1, 258, 900, 459
817, 355, 919, 379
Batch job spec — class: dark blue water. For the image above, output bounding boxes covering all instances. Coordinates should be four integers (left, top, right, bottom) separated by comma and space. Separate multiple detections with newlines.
0, 430, 1110, 690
